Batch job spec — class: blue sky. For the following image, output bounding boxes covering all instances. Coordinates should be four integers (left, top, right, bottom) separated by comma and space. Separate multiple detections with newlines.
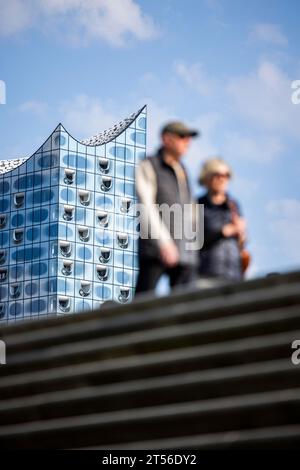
1, 0, 300, 280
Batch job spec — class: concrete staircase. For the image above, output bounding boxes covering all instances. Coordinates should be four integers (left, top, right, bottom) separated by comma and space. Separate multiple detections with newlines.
0, 271, 300, 449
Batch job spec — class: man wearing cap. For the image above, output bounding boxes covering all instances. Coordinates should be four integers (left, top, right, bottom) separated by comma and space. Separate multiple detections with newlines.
135, 121, 199, 294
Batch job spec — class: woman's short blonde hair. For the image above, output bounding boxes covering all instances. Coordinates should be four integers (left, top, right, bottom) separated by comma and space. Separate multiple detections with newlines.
199, 157, 233, 186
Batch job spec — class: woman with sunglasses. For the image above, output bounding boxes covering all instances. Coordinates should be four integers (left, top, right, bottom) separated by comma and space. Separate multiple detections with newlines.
197, 158, 248, 281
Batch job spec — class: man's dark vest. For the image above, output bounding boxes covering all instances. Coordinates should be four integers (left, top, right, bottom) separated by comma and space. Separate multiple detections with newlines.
138, 149, 197, 266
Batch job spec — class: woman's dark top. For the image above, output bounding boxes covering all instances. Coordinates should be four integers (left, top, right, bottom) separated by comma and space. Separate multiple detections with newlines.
198, 192, 243, 281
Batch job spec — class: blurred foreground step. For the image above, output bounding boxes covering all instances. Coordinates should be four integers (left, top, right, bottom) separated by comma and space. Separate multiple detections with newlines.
0, 271, 300, 449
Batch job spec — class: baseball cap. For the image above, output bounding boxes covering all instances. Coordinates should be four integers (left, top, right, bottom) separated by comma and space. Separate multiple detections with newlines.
161, 121, 199, 138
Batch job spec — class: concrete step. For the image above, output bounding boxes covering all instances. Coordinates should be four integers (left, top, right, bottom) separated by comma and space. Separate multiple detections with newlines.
3, 281, 300, 355
88, 424, 300, 450
1, 387, 300, 448
0, 329, 296, 399
0, 271, 299, 449
0, 359, 298, 425
3, 304, 300, 376
2, 270, 299, 337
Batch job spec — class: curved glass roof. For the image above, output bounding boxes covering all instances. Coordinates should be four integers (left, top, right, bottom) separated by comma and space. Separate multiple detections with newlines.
80, 105, 146, 146
0, 105, 146, 174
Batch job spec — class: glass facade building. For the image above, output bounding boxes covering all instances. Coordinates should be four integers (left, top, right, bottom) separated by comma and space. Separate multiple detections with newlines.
0, 106, 146, 323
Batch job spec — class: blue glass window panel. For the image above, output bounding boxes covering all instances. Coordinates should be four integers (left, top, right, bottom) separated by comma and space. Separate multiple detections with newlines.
28, 208, 49, 224
42, 136, 52, 153
125, 182, 135, 197
58, 224, 67, 239
28, 189, 55, 205
95, 230, 113, 247
30, 298, 47, 314
123, 253, 134, 268
26, 227, 40, 242
62, 153, 86, 169
77, 245, 93, 261
86, 172, 94, 189
136, 150, 146, 161
44, 223, 58, 239
54, 134, 66, 147
0, 286, 8, 301
76, 299, 92, 312
11, 213, 24, 228
37, 152, 59, 169
114, 270, 131, 285
86, 155, 95, 172
125, 164, 135, 180
138, 116, 146, 130
115, 179, 125, 196
109, 145, 133, 161
60, 188, 68, 203
47, 278, 57, 294
114, 215, 124, 233
24, 282, 39, 297
131, 131, 146, 146
115, 162, 125, 179
0, 304, 7, 320
9, 302, 23, 317
41, 170, 51, 187
51, 168, 59, 185
0, 199, 9, 211
0, 231, 9, 247
23, 299, 32, 318
50, 205, 59, 222
57, 277, 66, 293
48, 259, 58, 277
65, 278, 75, 295
12, 246, 42, 262
39, 279, 47, 296
94, 284, 112, 300
26, 157, 34, 172
30, 262, 48, 277
39, 243, 49, 259
10, 265, 24, 280
77, 142, 86, 155
15, 173, 43, 191
60, 187, 75, 204
85, 209, 94, 227
84, 263, 93, 281
0, 181, 10, 195
66, 225, 75, 240
116, 130, 125, 144
75, 207, 85, 223
48, 296, 57, 313
77, 171, 86, 186
75, 261, 84, 277
95, 194, 114, 211
18, 160, 26, 174
68, 136, 77, 152
114, 250, 124, 268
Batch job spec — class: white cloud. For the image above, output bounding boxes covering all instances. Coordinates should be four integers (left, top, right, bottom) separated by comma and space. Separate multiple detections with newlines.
0, 0, 33, 36
0, 0, 158, 46
175, 61, 216, 96
227, 61, 300, 140
18, 100, 49, 116
250, 23, 288, 47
